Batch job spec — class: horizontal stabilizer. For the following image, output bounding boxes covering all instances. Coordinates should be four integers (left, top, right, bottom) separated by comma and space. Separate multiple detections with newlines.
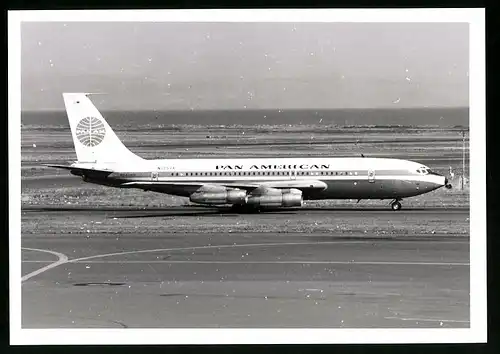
44, 164, 113, 177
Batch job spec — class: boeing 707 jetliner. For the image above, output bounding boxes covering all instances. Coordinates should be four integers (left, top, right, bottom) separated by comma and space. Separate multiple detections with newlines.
48, 93, 452, 212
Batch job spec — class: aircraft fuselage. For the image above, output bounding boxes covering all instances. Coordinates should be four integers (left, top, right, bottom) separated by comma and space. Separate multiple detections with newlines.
84, 157, 447, 200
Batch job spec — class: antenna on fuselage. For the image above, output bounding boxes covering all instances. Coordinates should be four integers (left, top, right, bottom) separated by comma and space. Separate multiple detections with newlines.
355, 139, 365, 157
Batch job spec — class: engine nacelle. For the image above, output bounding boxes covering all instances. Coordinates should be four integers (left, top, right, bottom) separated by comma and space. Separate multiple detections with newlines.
190, 189, 247, 205
246, 188, 303, 207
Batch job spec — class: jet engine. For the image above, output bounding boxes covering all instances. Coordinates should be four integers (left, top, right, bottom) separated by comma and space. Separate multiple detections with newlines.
246, 188, 303, 207
190, 187, 247, 205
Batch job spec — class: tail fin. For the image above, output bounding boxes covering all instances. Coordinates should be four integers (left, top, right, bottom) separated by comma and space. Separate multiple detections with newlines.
62, 93, 144, 164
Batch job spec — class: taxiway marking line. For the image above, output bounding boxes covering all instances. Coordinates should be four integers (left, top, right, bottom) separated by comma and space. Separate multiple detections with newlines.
384, 316, 470, 323
21, 258, 469, 266
21, 248, 69, 282
60, 260, 470, 266
20, 240, 469, 281
68, 240, 469, 263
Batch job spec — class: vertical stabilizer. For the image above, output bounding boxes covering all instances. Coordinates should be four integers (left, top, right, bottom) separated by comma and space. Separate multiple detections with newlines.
62, 93, 144, 164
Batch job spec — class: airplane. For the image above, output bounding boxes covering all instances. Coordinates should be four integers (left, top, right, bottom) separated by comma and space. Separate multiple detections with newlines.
47, 93, 452, 212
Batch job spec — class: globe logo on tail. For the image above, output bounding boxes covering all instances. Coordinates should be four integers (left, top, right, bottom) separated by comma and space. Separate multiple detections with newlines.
76, 117, 106, 147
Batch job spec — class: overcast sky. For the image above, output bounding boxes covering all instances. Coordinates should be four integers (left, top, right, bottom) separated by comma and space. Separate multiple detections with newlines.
21, 22, 469, 110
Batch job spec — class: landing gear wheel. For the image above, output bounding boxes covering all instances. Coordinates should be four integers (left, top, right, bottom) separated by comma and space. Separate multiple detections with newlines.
391, 201, 402, 211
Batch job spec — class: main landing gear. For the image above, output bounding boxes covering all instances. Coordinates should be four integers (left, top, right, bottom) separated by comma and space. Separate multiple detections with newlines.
390, 199, 402, 211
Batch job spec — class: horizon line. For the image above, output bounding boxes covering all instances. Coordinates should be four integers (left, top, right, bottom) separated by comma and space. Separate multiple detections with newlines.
21, 106, 470, 113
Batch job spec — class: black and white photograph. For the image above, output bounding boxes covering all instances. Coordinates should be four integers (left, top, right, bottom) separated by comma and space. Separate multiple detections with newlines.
9, 9, 486, 345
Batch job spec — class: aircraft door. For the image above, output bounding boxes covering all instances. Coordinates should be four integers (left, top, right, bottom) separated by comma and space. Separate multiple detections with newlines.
368, 169, 375, 183
151, 171, 159, 181
290, 170, 297, 180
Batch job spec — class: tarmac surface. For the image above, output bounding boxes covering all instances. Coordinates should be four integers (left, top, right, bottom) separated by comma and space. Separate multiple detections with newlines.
21, 207, 470, 329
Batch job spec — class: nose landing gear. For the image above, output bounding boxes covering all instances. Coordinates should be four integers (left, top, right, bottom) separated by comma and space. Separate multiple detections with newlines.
390, 199, 402, 211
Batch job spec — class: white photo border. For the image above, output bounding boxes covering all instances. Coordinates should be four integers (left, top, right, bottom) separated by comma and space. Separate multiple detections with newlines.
9, 8, 486, 345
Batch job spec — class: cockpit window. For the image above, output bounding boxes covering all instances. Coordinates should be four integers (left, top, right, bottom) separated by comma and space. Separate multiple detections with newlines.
416, 167, 430, 175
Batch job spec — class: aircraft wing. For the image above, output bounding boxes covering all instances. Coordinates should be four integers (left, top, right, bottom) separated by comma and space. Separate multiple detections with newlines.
121, 180, 327, 192
47, 163, 327, 193
224, 179, 327, 191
